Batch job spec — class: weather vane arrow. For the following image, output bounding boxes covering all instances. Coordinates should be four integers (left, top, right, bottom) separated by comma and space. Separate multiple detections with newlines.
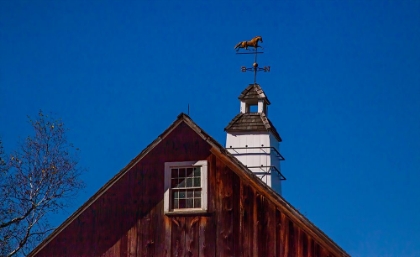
234, 36, 270, 84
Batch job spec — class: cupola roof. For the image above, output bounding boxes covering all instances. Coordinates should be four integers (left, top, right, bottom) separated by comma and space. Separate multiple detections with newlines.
238, 83, 271, 104
225, 112, 282, 142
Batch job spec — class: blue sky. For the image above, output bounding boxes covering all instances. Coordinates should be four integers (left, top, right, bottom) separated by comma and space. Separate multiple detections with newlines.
1, 1, 420, 256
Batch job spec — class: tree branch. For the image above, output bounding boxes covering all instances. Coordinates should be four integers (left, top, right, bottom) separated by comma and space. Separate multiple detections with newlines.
0, 204, 35, 229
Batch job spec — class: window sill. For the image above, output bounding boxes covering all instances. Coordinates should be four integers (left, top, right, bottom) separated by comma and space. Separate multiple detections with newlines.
165, 210, 211, 216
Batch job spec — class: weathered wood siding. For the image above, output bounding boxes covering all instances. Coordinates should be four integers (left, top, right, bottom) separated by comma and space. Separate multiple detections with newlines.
34, 122, 337, 257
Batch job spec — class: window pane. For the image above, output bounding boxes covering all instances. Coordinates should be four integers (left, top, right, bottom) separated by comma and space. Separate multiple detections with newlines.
194, 199, 201, 208
194, 178, 201, 187
171, 168, 178, 178
194, 190, 201, 197
187, 190, 193, 198
173, 199, 179, 209
186, 178, 193, 187
179, 178, 186, 188
173, 191, 179, 199
194, 167, 201, 176
179, 168, 186, 178
186, 199, 193, 208
171, 178, 178, 188
186, 168, 193, 177
179, 199, 186, 208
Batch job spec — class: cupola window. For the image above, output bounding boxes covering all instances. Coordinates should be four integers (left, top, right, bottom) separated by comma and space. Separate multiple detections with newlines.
249, 104, 258, 113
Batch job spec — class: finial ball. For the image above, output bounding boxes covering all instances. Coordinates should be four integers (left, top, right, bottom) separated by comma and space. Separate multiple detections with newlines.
253, 62, 258, 68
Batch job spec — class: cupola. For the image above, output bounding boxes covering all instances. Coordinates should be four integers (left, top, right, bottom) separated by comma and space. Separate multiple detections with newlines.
225, 83, 285, 195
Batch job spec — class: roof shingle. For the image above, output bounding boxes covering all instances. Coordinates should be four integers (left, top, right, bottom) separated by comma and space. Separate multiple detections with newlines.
224, 112, 282, 141
238, 83, 271, 104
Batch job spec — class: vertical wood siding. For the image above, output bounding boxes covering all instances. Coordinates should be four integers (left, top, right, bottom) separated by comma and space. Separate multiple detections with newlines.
34, 122, 339, 257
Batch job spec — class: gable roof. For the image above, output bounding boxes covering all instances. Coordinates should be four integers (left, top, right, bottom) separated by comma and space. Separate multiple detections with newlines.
29, 113, 348, 257
225, 112, 282, 142
238, 83, 271, 104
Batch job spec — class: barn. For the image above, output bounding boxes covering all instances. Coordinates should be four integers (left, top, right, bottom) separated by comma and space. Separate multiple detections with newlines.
28, 84, 349, 257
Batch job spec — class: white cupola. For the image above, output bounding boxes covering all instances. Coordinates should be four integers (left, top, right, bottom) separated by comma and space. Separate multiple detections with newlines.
225, 83, 285, 195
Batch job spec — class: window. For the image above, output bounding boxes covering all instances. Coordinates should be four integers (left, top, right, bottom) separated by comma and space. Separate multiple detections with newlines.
249, 104, 258, 113
164, 160, 208, 213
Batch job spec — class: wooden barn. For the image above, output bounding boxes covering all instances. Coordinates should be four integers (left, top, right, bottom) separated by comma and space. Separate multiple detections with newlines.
29, 84, 349, 257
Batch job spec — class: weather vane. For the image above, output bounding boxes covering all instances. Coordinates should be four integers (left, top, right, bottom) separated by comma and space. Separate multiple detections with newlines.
234, 36, 270, 84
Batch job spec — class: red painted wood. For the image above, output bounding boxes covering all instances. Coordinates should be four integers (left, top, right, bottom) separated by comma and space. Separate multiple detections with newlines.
232, 170, 241, 257
164, 213, 172, 257
198, 216, 215, 257
185, 217, 200, 256
276, 209, 282, 257
301, 229, 308, 257
296, 227, 301, 257
289, 220, 296, 257
253, 191, 259, 257
215, 160, 234, 256
281, 213, 289, 257
171, 217, 186, 257
240, 182, 254, 257
314, 243, 321, 257
257, 194, 267, 256
265, 200, 276, 257
308, 236, 314, 257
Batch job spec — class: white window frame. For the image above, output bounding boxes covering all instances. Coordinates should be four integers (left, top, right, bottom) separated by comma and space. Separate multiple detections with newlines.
164, 160, 208, 214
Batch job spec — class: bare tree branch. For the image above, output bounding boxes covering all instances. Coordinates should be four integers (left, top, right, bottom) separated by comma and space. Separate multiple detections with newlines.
0, 111, 85, 257
0, 204, 35, 229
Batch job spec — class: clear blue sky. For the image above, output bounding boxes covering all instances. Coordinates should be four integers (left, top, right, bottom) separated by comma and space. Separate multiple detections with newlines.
1, 1, 419, 256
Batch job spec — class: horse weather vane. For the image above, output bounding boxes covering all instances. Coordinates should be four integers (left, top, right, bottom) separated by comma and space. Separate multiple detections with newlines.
234, 36, 270, 84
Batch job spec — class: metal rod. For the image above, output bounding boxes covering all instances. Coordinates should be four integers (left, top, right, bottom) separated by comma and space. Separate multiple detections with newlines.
227, 146, 285, 160
254, 45, 258, 83
236, 52, 264, 55
246, 165, 287, 180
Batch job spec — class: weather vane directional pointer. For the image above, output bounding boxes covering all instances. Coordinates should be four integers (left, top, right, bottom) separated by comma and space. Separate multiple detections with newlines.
234, 36, 270, 84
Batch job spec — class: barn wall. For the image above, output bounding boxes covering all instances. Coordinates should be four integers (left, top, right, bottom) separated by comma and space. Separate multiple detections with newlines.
34, 122, 337, 257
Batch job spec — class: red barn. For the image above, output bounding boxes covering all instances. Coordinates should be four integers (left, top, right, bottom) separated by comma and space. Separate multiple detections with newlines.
29, 84, 349, 257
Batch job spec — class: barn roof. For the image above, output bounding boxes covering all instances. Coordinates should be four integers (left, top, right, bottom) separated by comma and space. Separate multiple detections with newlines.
28, 113, 348, 257
225, 112, 282, 142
